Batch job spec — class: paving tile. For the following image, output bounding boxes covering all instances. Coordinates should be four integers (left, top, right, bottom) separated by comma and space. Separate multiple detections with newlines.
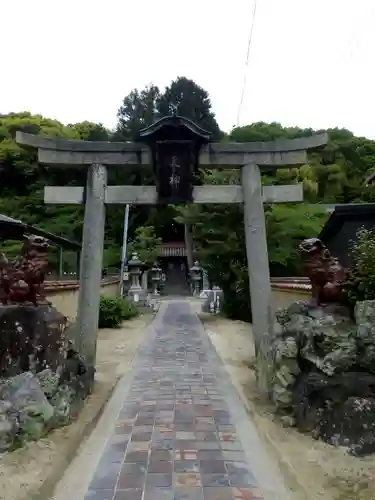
217, 425, 236, 432
203, 488, 234, 500
146, 473, 173, 487
174, 486, 204, 500
225, 462, 252, 475
132, 425, 154, 433
128, 441, 149, 452
219, 432, 238, 441
175, 423, 195, 431
148, 460, 173, 473
175, 431, 195, 440
84, 490, 114, 500
220, 441, 244, 451
151, 438, 174, 450
143, 487, 174, 500
150, 449, 173, 461
232, 487, 264, 499
174, 450, 198, 460
120, 462, 147, 475
89, 462, 121, 490
194, 431, 218, 441
196, 441, 220, 450
124, 450, 149, 462
114, 425, 133, 435
198, 450, 224, 460
200, 460, 227, 474
229, 473, 258, 488
155, 423, 174, 432
222, 451, 246, 462
114, 489, 143, 500
117, 472, 145, 489
131, 432, 153, 441
202, 474, 231, 487
174, 460, 200, 473
174, 472, 202, 487
98, 446, 126, 465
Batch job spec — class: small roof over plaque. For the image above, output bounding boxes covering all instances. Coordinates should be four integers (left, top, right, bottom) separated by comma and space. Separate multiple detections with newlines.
135, 115, 212, 144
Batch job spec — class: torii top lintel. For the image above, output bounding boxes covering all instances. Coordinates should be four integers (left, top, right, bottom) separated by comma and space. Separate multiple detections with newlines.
16, 129, 328, 169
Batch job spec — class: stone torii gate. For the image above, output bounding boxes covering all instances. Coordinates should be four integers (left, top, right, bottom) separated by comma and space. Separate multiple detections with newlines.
17, 117, 327, 392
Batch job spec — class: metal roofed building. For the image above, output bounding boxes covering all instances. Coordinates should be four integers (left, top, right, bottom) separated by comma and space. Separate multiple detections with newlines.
319, 203, 375, 266
0, 213, 81, 277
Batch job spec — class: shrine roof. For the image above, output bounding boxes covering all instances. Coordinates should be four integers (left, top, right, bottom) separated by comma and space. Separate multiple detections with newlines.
136, 115, 212, 142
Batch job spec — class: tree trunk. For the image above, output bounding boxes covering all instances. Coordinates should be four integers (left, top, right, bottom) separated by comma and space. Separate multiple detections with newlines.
184, 223, 194, 270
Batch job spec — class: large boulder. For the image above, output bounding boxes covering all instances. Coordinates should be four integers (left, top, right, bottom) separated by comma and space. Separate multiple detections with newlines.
0, 305, 67, 377
277, 301, 357, 375
271, 299, 375, 455
271, 301, 357, 413
271, 336, 300, 411
319, 396, 375, 457
0, 372, 54, 446
0, 400, 19, 452
0, 290, 92, 451
355, 300, 375, 372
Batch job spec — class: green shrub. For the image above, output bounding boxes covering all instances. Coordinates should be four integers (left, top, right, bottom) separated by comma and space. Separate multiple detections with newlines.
98, 296, 138, 328
344, 227, 375, 305
221, 282, 252, 323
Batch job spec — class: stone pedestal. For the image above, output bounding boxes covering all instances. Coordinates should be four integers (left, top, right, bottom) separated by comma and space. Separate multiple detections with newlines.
141, 270, 149, 294
202, 270, 210, 291
0, 305, 67, 377
0, 304, 91, 451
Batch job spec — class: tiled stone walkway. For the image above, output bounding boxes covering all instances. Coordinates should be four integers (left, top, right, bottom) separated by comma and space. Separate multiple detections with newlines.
84, 301, 266, 500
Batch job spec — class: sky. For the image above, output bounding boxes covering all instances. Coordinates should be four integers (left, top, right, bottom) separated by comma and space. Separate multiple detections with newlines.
2, 0, 374, 138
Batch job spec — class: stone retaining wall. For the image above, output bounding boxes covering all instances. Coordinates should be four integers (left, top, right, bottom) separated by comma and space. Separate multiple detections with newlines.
46, 277, 120, 320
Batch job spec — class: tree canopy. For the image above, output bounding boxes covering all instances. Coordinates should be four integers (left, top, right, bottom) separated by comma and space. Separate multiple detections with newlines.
115, 76, 223, 141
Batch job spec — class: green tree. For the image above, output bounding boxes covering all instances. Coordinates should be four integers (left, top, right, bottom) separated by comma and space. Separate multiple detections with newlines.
127, 226, 162, 266
68, 121, 110, 141
157, 76, 223, 139
266, 204, 328, 275
344, 227, 375, 305
228, 123, 375, 204
115, 77, 224, 142
115, 84, 161, 141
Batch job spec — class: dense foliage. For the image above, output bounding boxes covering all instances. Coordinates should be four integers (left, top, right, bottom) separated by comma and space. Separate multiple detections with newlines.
344, 228, 375, 305
127, 226, 162, 266
1, 76, 375, 320
98, 296, 138, 328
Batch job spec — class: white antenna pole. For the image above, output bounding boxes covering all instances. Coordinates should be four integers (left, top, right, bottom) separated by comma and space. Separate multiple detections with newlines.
119, 204, 130, 296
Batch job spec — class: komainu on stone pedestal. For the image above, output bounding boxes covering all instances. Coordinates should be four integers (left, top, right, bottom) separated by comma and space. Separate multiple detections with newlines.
271, 240, 375, 456
299, 238, 347, 305
0, 234, 50, 306
0, 236, 91, 451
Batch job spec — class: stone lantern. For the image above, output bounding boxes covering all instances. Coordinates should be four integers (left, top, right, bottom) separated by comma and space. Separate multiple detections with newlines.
150, 262, 162, 295
190, 260, 203, 296
127, 252, 144, 303
135, 113, 211, 205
